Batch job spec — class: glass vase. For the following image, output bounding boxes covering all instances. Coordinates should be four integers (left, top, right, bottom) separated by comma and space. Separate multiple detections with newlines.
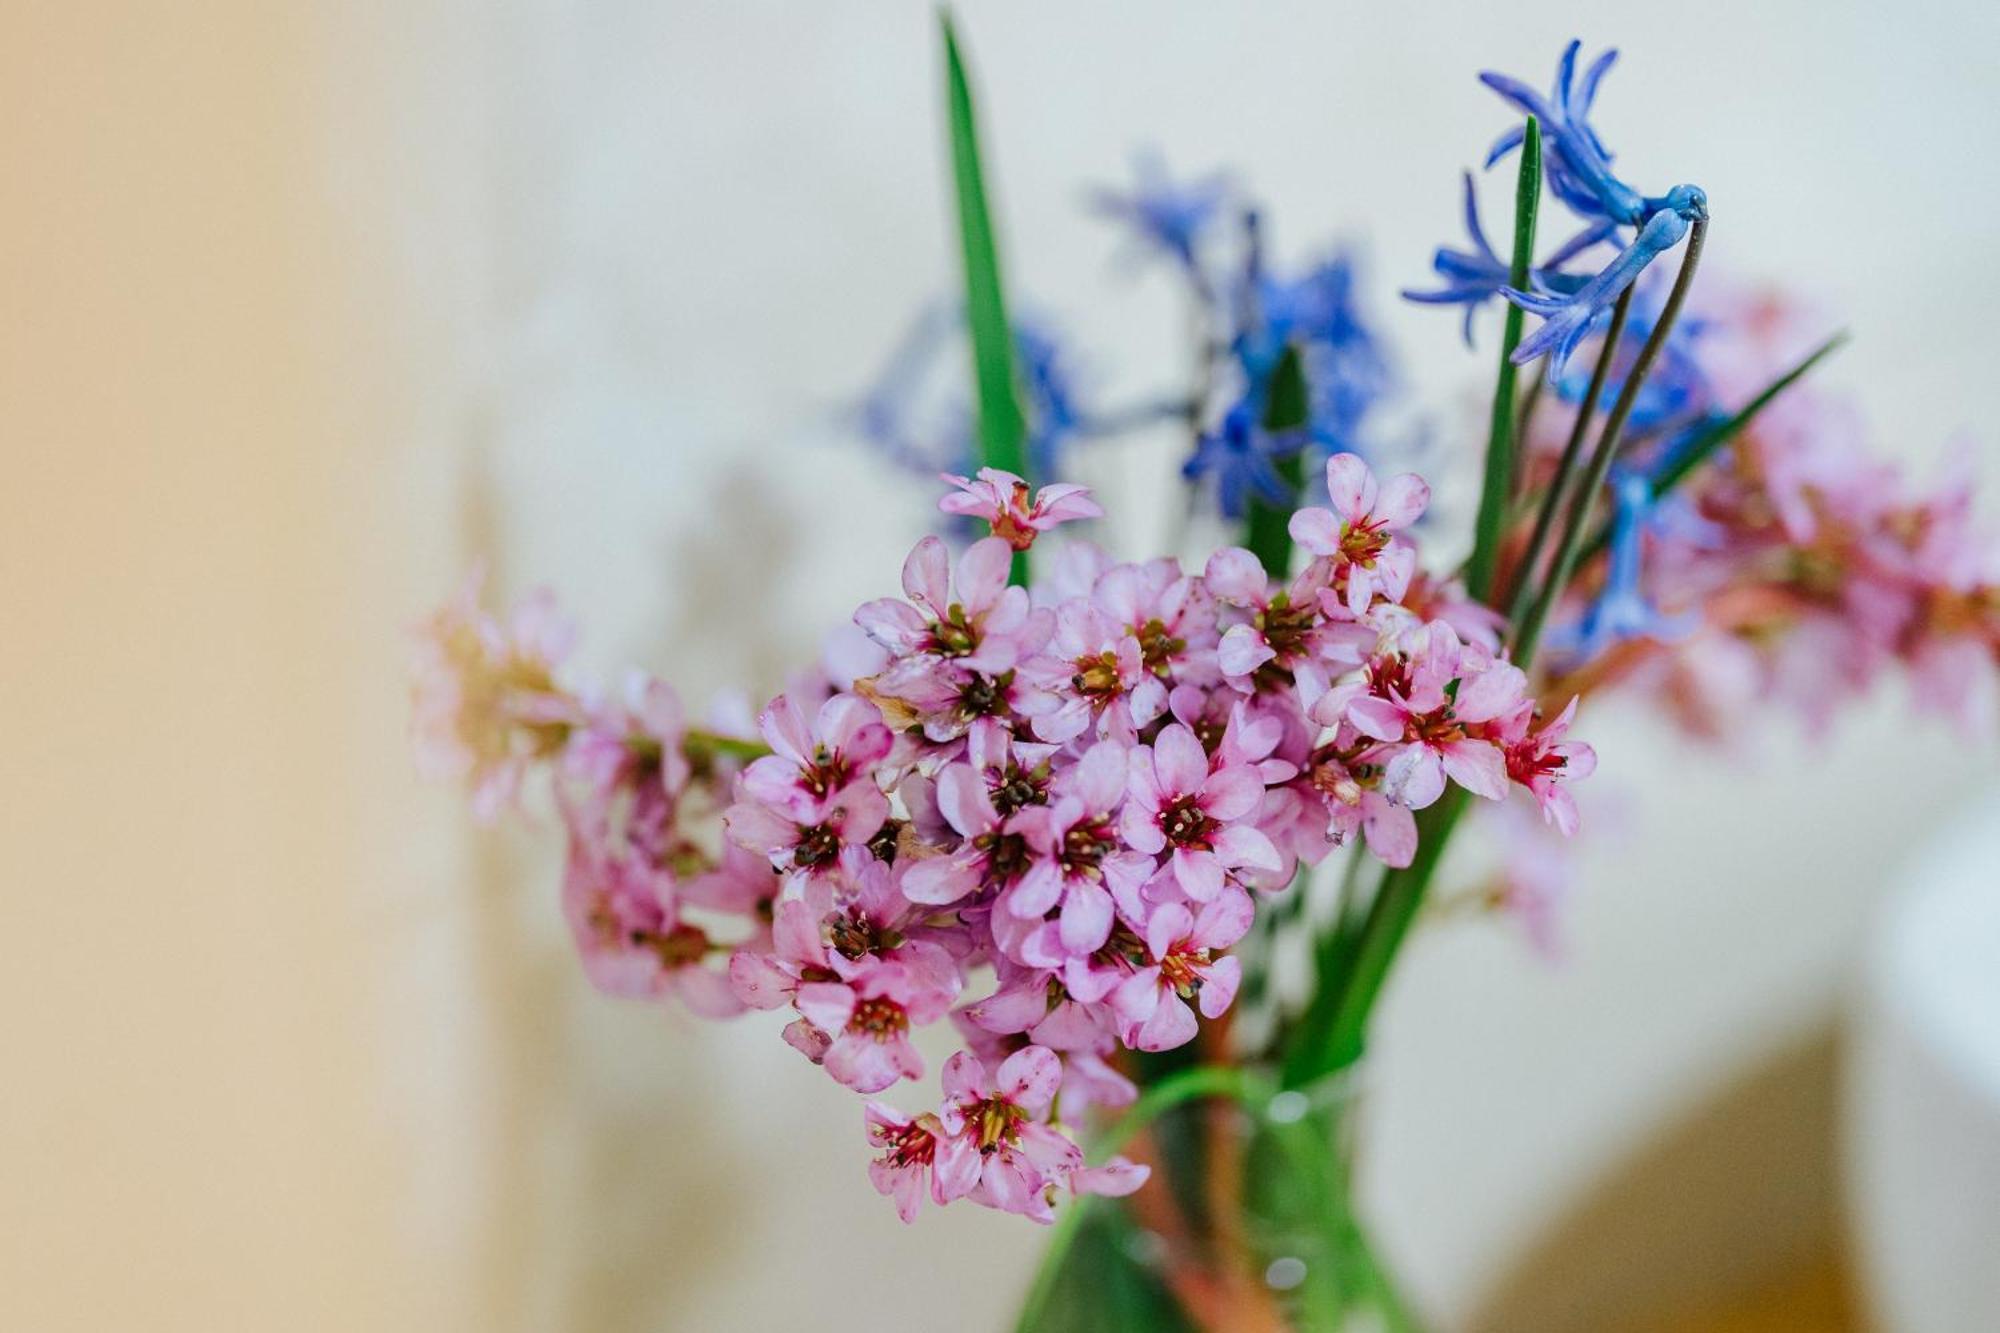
1016, 1066, 1419, 1332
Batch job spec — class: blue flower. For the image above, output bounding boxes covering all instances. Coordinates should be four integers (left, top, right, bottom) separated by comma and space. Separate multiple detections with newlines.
1481, 41, 1692, 229
1403, 172, 1608, 345
1551, 276, 1715, 434
1474, 41, 1709, 372
1545, 470, 1697, 664
1234, 241, 1395, 459
1503, 191, 1705, 372
1183, 401, 1291, 519
850, 303, 1096, 485
1089, 152, 1230, 272
1013, 318, 1092, 479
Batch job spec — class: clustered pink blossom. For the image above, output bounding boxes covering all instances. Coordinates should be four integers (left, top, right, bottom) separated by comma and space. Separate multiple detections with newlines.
939, 467, 1103, 551
1523, 290, 2000, 738
412, 455, 1594, 1225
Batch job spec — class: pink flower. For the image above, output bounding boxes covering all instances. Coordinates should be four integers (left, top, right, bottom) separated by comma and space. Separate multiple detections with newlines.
939, 468, 1103, 551
1331, 624, 1521, 808
1288, 453, 1429, 615
561, 836, 742, 1017
1204, 547, 1372, 703
681, 841, 781, 945
560, 673, 692, 870
1007, 742, 1154, 955
1021, 601, 1167, 744
1120, 723, 1279, 901
963, 964, 1118, 1053
865, 1102, 955, 1223
1112, 895, 1252, 1051
741, 693, 894, 821
1092, 558, 1219, 685
899, 759, 1030, 906
724, 779, 889, 909
1297, 751, 1418, 869
411, 569, 581, 821
936, 1046, 1143, 1221
727, 899, 833, 1012
856, 536, 1039, 674
796, 958, 958, 1094
1501, 698, 1596, 836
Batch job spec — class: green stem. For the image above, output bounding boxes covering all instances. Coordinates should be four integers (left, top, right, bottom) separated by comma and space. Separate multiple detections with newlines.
1465, 116, 1542, 601
1301, 792, 1469, 1085
683, 728, 771, 761
1013, 1066, 1275, 1333
1514, 216, 1707, 670
1242, 342, 1312, 578
1504, 285, 1634, 627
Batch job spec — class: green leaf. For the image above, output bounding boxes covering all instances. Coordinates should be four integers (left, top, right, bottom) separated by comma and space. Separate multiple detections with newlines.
1241, 342, 1311, 577
940, 14, 1030, 585
1280, 792, 1468, 1087
1465, 116, 1542, 601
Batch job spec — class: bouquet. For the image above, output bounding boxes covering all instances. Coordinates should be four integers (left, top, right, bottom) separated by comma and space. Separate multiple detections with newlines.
411, 20, 1998, 1330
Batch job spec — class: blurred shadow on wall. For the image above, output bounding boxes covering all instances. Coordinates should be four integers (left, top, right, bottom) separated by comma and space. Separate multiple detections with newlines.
1470, 1026, 1858, 1333
453, 448, 793, 1329
641, 465, 804, 698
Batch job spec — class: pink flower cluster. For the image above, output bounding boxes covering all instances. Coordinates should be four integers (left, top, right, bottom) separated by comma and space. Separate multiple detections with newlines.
411, 460, 1593, 1224
1528, 294, 2000, 738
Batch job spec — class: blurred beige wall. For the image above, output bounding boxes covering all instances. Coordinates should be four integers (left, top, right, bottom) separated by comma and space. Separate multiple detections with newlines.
0, 3, 427, 1327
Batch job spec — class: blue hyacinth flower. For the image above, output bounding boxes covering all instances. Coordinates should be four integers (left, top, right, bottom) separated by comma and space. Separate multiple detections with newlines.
1089, 152, 1230, 273
1403, 172, 1609, 345
1184, 401, 1292, 520
1481, 40, 1701, 229
1545, 469, 1698, 663
1503, 186, 1706, 373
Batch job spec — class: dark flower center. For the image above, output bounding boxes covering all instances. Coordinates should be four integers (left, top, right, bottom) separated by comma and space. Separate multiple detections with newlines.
1060, 819, 1114, 876
978, 829, 1033, 884
644, 922, 710, 970
850, 996, 910, 1040
793, 823, 841, 868
1069, 651, 1124, 698
1158, 943, 1211, 998
828, 912, 903, 961
1161, 795, 1214, 849
1136, 617, 1186, 678
1254, 593, 1317, 661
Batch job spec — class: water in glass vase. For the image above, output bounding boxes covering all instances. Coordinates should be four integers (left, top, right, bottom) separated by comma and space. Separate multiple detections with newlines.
1016, 1066, 1420, 1331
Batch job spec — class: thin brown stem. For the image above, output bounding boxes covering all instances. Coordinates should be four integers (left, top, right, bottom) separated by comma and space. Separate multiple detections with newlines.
1504, 285, 1635, 625
1514, 217, 1707, 671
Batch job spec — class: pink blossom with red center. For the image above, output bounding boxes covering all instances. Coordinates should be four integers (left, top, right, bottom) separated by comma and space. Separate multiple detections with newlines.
938, 467, 1103, 551
1328, 623, 1523, 808
1022, 600, 1167, 744
1289, 453, 1430, 615
1007, 741, 1154, 956
856, 535, 1042, 674
411, 569, 582, 822
1120, 722, 1279, 901
561, 834, 742, 1018
724, 778, 889, 911
795, 955, 960, 1094
1500, 697, 1597, 836
864, 1101, 956, 1223
1112, 894, 1252, 1051
935, 1046, 1147, 1222
740, 692, 894, 822
1205, 546, 1374, 705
